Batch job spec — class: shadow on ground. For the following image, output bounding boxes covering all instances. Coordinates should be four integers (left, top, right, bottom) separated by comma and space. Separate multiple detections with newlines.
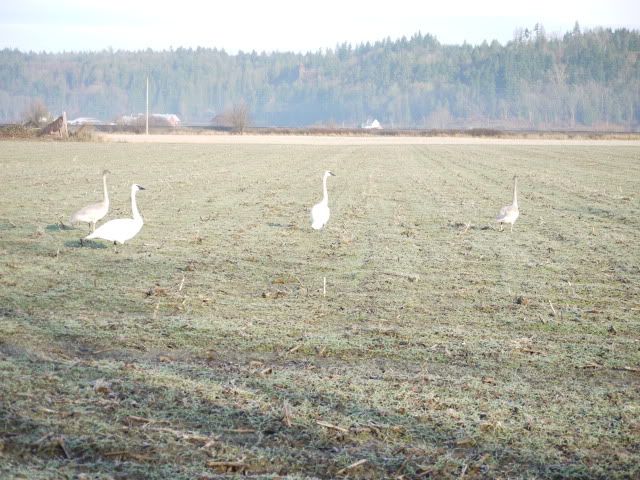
63, 240, 108, 249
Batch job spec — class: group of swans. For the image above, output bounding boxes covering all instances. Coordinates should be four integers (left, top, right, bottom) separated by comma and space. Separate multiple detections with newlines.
69, 169, 518, 249
70, 172, 146, 247
310, 171, 519, 232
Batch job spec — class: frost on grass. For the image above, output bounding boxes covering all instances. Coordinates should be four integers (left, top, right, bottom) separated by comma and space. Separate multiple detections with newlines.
0, 141, 639, 479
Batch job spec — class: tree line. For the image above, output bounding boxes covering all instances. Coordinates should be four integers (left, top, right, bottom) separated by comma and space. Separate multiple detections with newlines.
0, 24, 638, 130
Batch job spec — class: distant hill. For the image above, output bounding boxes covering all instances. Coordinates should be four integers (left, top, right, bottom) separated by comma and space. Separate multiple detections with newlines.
1, 25, 638, 130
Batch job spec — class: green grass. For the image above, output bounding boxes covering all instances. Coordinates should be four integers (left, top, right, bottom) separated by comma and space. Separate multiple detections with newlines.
1, 140, 639, 479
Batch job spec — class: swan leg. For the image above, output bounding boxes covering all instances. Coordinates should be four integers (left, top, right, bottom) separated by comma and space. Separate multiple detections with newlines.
80, 238, 84, 247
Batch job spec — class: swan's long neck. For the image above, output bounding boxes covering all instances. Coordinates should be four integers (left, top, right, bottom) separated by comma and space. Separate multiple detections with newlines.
102, 175, 109, 207
321, 175, 329, 205
512, 177, 518, 208
131, 188, 142, 222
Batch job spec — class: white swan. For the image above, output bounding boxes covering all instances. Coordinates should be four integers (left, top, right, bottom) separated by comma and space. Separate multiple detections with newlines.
84, 184, 145, 246
70, 170, 110, 232
311, 170, 335, 230
496, 175, 519, 232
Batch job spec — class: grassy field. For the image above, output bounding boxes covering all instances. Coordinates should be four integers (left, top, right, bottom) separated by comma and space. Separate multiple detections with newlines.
0, 140, 639, 479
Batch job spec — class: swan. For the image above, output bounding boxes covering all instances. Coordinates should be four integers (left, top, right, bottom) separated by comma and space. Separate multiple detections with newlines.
83, 184, 146, 246
70, 170, 110, 232
496, 175, 519, 232
311, 170, 335, 230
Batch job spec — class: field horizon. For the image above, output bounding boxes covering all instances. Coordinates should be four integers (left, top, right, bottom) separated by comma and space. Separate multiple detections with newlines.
101, 132, 640, 147
1, 140, 639, 479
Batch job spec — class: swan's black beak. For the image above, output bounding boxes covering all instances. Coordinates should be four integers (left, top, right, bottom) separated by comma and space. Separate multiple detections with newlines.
329, 171, 336, 176
138, 186, 146, 190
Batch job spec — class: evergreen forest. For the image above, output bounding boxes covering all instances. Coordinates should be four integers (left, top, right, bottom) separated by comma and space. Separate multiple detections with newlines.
1, 24, 638, 130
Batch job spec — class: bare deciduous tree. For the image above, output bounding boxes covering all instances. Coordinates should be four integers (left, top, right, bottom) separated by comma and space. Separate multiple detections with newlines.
23, 100, 51, 127
229, 101, 250, 134
211, 101, 251, 133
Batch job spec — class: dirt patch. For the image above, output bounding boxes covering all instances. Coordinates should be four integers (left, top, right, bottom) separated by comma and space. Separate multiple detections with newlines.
103, 132, 640, 146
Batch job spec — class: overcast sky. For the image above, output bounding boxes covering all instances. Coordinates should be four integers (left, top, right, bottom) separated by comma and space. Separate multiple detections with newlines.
1, 0, 638, 53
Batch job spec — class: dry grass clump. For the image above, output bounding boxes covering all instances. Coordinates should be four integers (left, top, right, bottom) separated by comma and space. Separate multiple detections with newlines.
70, 125, 101, 142
0, 124, 37, 138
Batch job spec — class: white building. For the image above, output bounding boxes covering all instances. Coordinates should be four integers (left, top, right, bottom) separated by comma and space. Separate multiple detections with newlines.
68, 117, 103, 126
362, 119, 382, 129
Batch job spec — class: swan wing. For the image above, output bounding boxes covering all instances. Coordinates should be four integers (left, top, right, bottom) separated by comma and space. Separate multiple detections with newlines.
86, 218, 140, 243
70, 201, 108, 223
496, 204, 519, 222
311, 203, 330, 229
310, 201, 322, 217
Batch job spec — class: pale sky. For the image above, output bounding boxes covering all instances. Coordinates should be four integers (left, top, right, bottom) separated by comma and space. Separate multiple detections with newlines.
1, 0, 638, 53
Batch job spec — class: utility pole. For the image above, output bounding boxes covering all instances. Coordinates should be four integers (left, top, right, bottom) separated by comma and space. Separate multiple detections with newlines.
145, 76, 149, 135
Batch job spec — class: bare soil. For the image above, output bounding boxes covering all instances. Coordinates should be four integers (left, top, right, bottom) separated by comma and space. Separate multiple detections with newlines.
103, 132, 640, 146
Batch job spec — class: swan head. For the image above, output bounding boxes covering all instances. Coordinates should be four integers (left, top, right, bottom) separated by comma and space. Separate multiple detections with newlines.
324, 170, 336, 178
133, 184, 146, 191
102, 169, 111, 175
